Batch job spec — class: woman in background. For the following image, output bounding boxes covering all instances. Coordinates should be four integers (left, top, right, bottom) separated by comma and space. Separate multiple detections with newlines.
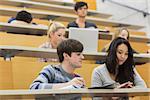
102, 27, 129, 52
97, 27, 148, 65
96, 27, 129, 64
39, 21, 66, 62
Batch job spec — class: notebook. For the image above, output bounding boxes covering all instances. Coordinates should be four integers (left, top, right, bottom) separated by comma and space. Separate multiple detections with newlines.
68, 28, 99, 52
88, 84, 115, 89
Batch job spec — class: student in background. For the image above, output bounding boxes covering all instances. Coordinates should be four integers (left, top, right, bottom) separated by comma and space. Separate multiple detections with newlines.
67, 1, 97, 28
30, 39, 85, 90
99, 27, 149, 65
96, 27, 129, 64
102, 27, 148, 53
114, 27, 149, 54
39, 21, 66, 62
10, 10, 33, 25
102, 27, 130, 52
92, 37, 147, 100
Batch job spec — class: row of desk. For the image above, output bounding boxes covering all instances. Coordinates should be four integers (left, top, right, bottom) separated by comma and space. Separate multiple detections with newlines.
0, 22, 149, 43
0, 1, 149, 99
0, 5, 144, 29
0, 45, 149, 63
0, 88, 150, 99
30, 0, 75, 6
0, 0, 112, 18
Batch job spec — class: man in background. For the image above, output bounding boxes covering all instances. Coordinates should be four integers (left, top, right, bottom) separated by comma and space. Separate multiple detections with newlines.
67, 1, 97, 28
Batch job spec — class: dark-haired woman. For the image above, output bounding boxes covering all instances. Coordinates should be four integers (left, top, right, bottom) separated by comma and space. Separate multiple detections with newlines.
92, 37, 147, 100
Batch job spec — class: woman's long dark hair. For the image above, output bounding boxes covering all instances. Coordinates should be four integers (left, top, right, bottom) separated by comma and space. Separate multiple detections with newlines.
106, 37, 135, 84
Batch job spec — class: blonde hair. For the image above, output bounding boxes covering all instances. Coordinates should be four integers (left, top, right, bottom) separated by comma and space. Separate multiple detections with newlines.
112, 27, 130, 40
102, 27, 130, 52
47, 21, 65, 38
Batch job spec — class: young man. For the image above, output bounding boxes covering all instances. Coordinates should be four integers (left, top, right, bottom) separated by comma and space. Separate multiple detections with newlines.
30, 39, 85, 90
10, 10, 33, 24
67, 1, 97, 28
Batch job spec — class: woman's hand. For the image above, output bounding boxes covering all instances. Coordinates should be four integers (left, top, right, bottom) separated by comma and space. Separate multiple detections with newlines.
117, 81, 133, 88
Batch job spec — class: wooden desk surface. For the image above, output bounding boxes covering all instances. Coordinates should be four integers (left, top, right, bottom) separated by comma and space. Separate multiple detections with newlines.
0, 45, 57, 59
0, 22, 47, 35
31, 0, 75, 6
0, 0, 112, 18
0, 22, 109, 37
83, 51, 150, 63
129, 35, 150, 43
0, 5, 144, 30
0, 22, 149, 43
0, 45, 149, 63
0, 88, 149, 99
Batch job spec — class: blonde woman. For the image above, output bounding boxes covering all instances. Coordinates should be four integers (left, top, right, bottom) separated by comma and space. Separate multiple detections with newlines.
39, 21, 66, 62
98, 27, 148, 65
102, 27, 129, 52
96, 27, 130, 64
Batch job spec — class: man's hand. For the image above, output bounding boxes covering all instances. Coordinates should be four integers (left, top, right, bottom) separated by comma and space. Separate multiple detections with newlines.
68, 77, 85, 88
